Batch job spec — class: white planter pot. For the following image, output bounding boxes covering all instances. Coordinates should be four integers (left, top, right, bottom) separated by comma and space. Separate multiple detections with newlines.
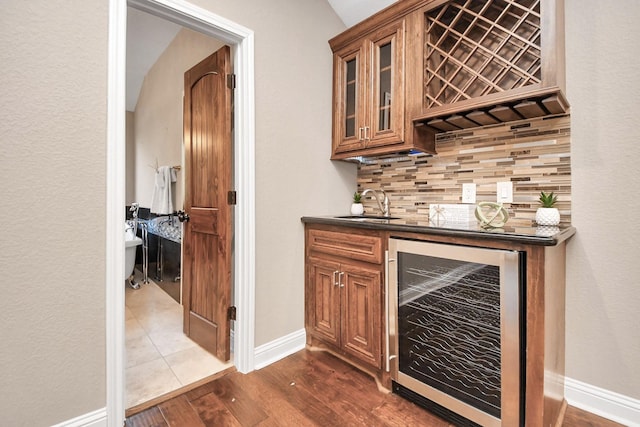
535, 207, 560, 226
535, 225, 560, 237
350, 203, 364, 215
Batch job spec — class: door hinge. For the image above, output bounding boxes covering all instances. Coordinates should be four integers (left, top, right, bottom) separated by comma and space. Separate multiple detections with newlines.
228, 306, 237, 321
227, 73, 236, 89
228, 190, 237, 205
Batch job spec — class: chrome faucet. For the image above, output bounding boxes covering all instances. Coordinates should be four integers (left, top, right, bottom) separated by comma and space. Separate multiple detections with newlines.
129, 202, 139, 231
361, 188, 390, 217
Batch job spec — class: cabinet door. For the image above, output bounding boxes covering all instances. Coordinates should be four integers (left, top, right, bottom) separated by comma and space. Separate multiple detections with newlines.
332, 42, 367, 155
307, 257, 341, 347
366, 20, 405, 148
341, 263, 382, 369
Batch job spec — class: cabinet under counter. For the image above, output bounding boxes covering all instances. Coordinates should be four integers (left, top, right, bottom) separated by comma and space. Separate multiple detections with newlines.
302, 217, 574, 426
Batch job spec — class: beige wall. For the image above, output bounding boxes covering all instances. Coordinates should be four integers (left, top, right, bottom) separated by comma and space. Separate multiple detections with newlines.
131, 27, 225, 210
0, 0, 352, 424
132, 0, 353, 349
0, 1, 108, 425
4, 0, 637, 425
190, 0, 355, 347
565, 0, 640, 399
126, 111, 136, 205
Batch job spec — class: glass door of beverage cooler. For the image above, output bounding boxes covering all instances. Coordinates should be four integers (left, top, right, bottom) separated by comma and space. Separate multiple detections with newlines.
388, 238, 523, 427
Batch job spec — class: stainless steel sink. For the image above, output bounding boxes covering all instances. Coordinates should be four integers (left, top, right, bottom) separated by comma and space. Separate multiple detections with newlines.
334, 215, 400, 221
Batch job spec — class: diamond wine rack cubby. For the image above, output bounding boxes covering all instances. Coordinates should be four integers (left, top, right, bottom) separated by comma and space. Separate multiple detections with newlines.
329, 0, 569, 159
425, 0, 541, 107
410, 0, 568, 132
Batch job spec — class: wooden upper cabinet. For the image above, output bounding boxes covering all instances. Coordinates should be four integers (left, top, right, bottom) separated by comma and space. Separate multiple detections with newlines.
332, 21, 405, 157
330, 7, 438, 160
329, 0, 568, 158
332, 41, 367, 155
407, 0, 569, 131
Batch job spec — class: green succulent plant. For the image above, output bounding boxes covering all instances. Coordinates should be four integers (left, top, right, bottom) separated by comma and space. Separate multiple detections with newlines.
353, 192, 362, 203
538, 191, 558, 208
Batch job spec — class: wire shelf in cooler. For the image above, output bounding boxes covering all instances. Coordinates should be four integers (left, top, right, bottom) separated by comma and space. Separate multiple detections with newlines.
402, 292, 501, 331
402, 265, 501, 314
402, 347, 501, 417
402, 308, 501, 357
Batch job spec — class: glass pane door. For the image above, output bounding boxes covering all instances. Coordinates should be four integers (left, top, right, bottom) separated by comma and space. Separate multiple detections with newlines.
397, 252, 502, 418
377, 41, 392, 132
344, 57, 358, 138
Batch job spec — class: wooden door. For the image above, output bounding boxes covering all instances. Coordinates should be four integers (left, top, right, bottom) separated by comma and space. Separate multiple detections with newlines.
307, 256, 341, 347
341, 263, 382, 368
182, 45, 233, 361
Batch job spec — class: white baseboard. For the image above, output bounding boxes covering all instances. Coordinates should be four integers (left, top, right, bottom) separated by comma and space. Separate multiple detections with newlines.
565, 377, 640, 427
50, 408, 107, 427
50, 359, 640, 427
253, 328, 306, 370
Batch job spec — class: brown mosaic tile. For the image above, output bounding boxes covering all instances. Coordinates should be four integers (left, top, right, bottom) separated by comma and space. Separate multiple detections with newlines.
356, 116, 571, 227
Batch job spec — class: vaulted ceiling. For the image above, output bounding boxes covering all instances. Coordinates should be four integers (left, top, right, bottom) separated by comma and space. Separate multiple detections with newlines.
126, 1, 396, 111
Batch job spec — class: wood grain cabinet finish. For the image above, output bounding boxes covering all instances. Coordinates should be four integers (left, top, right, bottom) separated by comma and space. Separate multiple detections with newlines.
302, 218, 573, 426
329, 0, 568, 158
406, 0, 569, 131
331, 20, 406, 158
330, 7, 438, 160
305, 226, 384, 370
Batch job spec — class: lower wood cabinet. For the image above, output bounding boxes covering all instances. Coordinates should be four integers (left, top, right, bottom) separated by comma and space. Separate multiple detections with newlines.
303, 218, 574, 426
305, 225, 384, 371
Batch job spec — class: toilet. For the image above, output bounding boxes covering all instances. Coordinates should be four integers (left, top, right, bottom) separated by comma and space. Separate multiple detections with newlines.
125, 221, 142, 288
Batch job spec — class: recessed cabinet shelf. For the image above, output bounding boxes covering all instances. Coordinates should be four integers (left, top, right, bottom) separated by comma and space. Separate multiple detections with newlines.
422, 92, 569, 131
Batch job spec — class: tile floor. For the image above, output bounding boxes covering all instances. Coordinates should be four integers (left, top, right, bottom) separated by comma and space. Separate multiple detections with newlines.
125, 271, 233, 408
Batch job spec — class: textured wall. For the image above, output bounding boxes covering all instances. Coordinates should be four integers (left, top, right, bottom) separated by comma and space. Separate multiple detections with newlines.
132, 27, 224, 211
357, 116, 571, 227
126, 111, 136, 205
0, 1, 108, 425
564, 0, 640, 400
191, 0, 354, 347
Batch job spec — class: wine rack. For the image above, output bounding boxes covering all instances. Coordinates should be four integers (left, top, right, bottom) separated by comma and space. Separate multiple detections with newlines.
425, 0, 542, 108
409, 0, 568, 131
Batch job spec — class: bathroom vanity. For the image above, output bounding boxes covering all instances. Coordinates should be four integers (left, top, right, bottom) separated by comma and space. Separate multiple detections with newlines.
132, 215, 182, 295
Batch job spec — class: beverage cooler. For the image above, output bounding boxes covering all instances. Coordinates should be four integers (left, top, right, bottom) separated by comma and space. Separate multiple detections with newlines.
387, 238, 525, 426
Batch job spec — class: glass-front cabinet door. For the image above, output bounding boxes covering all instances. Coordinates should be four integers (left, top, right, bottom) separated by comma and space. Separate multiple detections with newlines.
332, 19, 405, 157
333, 42, 367, 155
367, 20, 404, 148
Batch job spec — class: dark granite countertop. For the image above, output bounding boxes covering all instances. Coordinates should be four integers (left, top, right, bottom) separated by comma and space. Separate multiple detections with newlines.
301, 215, 576, 246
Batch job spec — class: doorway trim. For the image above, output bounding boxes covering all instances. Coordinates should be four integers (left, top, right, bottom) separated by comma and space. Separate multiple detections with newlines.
107, 0, 256, 424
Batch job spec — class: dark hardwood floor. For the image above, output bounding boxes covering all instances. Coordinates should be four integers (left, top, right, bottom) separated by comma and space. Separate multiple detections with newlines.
126, 349, 625, 427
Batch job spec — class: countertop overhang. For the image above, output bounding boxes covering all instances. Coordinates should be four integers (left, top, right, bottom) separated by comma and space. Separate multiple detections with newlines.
301, 215, 576, 246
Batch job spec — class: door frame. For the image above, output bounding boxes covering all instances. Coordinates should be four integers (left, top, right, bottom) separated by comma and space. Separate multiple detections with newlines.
107, 0, 256, 424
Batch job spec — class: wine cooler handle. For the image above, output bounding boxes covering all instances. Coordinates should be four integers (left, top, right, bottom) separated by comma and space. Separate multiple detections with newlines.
385, 250, 395, 373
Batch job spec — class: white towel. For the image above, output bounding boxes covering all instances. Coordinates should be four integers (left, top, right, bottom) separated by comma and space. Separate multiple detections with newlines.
151, 166, 177, 214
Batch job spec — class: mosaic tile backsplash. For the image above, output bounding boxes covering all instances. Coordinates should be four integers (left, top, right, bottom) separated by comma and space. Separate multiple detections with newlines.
357, 115, 571, 227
